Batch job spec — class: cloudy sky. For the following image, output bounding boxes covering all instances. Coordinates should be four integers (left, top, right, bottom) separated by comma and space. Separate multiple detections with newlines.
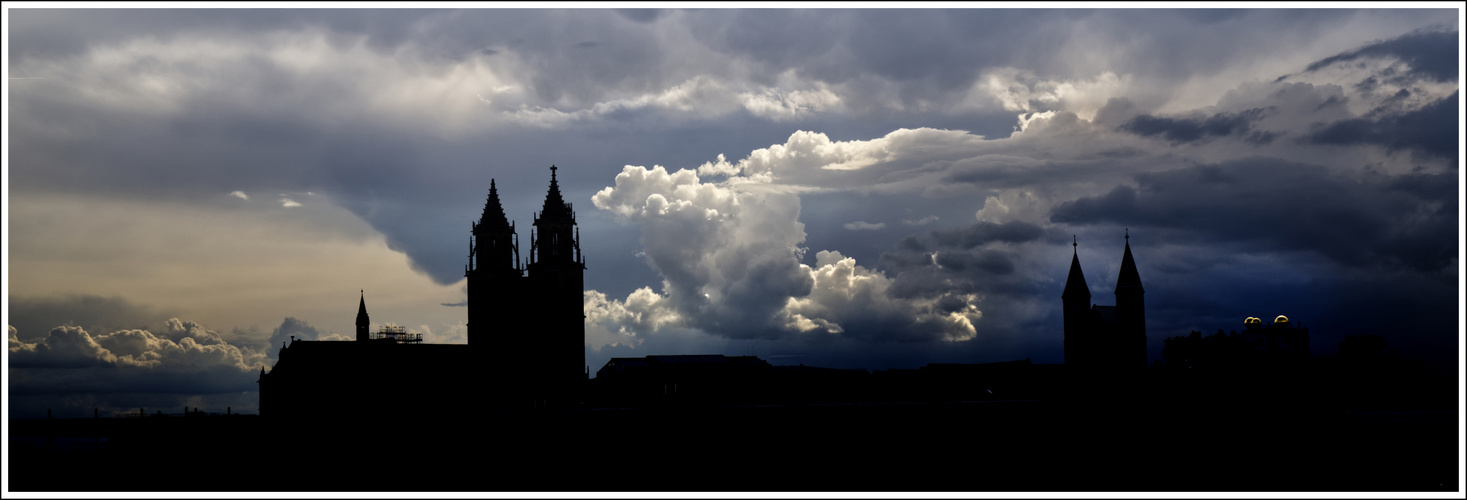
4, 7, 1462, 418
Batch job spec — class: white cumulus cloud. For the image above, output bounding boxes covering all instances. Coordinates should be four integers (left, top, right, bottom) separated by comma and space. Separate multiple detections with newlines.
587, 163, 983, 343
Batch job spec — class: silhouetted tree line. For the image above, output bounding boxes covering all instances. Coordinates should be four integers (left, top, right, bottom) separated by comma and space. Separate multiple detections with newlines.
1152, 331, 1453, 409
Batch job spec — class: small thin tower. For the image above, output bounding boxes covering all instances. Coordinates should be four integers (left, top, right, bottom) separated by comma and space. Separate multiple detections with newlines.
355, 290, 370, 342
1062, 236, 1092, 368
1114, 229, 1146, 370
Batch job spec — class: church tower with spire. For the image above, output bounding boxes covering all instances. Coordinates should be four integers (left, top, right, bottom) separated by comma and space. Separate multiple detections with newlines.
356, 290, 370, 342
466, 179, 525, 348
1061, 231, 1147, 377
461, 167, 586, 406
1114, 230, 1147, 371
526, 165, 586, 403
1062, 236, 1092, 370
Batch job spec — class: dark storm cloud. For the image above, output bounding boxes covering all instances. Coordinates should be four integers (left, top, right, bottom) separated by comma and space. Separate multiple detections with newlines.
879, 220, 1048, 300
1091, 97, 1142, 127
8, 321, 269, 417
679, 9, 1367, 109
858, 220, 1059, 362
8, 9, 1460, 381
1301, 29, 1459, 84
266, 317, 323, 361
1303, 91, 1459, 160
5, 9, 455, 63
7, 294, 172, 342
938, 150, 1170, 191
1120, 107, 1277, 145
1049, 157, 1458, 274
614, 9, 669, 24
926, 220, 1048, 249
9, 9, 1456, 292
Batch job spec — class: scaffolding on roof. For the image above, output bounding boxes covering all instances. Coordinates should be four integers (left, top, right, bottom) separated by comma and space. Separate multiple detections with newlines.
370, 325, 422, 344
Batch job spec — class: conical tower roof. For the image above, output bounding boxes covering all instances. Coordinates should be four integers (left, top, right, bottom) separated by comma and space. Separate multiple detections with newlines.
356, 290, 369, 325
479, 179, 511, 229
539, 165, 574, 222
1062, 237, 1091, 300
1116, 231, 1143, 292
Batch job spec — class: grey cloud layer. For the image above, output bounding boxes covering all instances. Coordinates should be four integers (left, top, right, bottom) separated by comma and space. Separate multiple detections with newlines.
6, 11, 1459, 377
1301, 29, 1459, 84
1050, 158, 1458, 274
8, 320, 269, 418
9, 11, 1456, 288
577, 25, 1457, 369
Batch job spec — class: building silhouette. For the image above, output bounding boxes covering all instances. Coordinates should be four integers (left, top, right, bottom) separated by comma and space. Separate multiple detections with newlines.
1062, 231, 1147, 378
1241, 315, 1310, 358
467, 165, 586, 405
259, 167, 586, 417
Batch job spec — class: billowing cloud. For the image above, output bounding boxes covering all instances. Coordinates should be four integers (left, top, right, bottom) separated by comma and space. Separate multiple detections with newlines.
5, 10, 1458, 393
584, 286, 681, 344
583, 22, 1457, 359
782, 250, 982, 341
9, 325, 118, 368
7, 293, 173, 344
587, 165, 984, 343
10, 320, 266, 371
9, 10, 1455, 289
266, 317, 321, 361
972, 68, 1132, 121
8, 320, 269, 417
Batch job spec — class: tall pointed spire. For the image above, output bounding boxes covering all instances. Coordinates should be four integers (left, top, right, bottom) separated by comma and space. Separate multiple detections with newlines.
1062, 236, 1091, 300
356, 290, 370, 342
1116, 230, 1143, 291
479, 179, 511, 229
539, 165, 574, 222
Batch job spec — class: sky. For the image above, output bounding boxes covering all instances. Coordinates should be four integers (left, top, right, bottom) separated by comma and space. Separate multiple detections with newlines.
4, 6, 1463, 419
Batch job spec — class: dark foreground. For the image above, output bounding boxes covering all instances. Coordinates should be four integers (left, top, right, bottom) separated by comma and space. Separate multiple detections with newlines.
9, 398, 1459, 492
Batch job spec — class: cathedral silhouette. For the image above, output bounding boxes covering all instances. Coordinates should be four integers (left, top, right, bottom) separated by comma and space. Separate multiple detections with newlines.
466, 166, 586, 405
1062, 231, 1147, 378
258, 171, 1158, 415
25, 184, 1456, 493
259, 167, 586, 417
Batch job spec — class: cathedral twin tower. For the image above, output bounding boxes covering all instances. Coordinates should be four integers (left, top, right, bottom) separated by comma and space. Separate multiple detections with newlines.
467, 166, 586, 403
1062, 232, 1147, 377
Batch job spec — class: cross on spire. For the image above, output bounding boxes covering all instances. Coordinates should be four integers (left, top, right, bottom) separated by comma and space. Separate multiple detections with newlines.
539, 165, 573, 222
